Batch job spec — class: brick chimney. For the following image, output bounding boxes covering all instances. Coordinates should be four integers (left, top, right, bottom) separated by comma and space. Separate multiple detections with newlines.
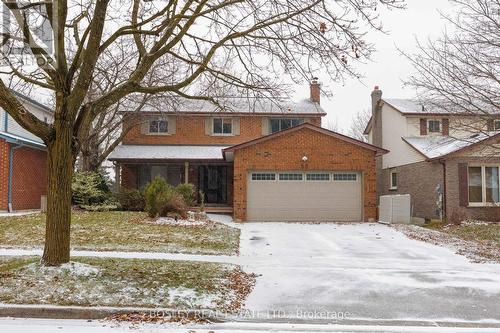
371, 85, 383, 147
310, 77, 320, 104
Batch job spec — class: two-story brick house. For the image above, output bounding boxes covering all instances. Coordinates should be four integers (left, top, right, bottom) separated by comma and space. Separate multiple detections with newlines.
364, 86, 500, 222
110, 81, 387, 222
0, 91, 53, 212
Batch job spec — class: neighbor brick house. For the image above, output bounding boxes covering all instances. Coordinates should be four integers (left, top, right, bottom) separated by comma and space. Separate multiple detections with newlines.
364, 86, 500, 222
0, 91, 53, 212
109, 80, 387, 222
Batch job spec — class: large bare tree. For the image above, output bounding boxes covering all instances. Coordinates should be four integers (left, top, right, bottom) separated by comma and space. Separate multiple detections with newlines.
403, 0, 500, 140
348, 108, 370, 141
0, 0, 403, 265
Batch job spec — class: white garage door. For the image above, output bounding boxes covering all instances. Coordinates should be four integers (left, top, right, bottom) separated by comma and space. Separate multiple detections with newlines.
247, 171, 362, 222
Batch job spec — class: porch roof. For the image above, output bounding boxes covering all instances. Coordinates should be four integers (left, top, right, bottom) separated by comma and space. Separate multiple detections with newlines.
108, 144, 229, 161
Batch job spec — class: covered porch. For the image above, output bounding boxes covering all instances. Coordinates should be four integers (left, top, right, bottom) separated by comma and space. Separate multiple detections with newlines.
109, 145, 234, 210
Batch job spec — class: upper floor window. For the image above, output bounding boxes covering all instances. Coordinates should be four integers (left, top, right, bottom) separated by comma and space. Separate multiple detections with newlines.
428, 120, 441, 133
149, 119, 168, 133
494, 120, 500, 130
270, 118, 304, 133
213, 118, 233, 135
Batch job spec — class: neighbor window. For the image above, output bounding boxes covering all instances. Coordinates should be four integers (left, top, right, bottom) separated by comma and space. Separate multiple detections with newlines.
333, 173, 357, 181
149, 119, 168, 133
468, 166, 500, 205
306, 173, 330, 181
494, 120, 500, 130
213, 118, 233, 135
279, 173, 303, 181
270, 118, 304, 133
428, 120, 441, 133
251, 173, 276, 181
390, 171, 397, 190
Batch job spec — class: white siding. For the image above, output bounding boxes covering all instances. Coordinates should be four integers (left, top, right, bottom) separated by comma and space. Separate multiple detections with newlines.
381, 104, 425, 169
0, 97, 53, 143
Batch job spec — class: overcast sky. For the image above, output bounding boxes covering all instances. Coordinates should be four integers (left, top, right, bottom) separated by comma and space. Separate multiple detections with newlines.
294, 0, 453, 132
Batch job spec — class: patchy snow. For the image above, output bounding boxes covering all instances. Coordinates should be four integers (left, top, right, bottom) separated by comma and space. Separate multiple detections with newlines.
383, 98, 427, 114
108, 145, 229, 161
154, 217, 206, 226
1, 215, 499, 323
25, 261, 100, 277
165, 287, 216, 308
402, 132, 495, 159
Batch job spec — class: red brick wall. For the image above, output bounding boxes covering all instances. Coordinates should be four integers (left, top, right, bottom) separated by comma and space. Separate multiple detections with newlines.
0, 139, 9, 210
123, 115, 322, 145
11, 146, 47, 210
232, 127, 377, 221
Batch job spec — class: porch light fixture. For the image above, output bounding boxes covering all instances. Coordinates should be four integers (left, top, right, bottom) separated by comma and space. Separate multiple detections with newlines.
302, 156, 308, 162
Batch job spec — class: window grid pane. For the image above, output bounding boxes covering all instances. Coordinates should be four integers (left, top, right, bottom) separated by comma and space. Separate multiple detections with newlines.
333, 173, 357, 181
158, 120, 168, 133
279, 173, 303, 181
251, 173, 276, 181
213, 118, 223, 133
428, 120, 441, 132
149, 120, 158, 133
391, 172, 397, 187
468, 167, 483, 203
222, 119, 232, 134
306, 173, 330, 181
485, 167, 499, 203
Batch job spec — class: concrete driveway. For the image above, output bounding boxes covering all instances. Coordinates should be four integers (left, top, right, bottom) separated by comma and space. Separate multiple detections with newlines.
218, 218, 500, 325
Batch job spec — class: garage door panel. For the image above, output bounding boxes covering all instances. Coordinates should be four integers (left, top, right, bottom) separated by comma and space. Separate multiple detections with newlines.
247, 172, 362, 222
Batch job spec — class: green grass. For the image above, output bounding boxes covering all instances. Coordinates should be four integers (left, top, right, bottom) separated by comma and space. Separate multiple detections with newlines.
0, 211, 239, 255
0, 256, 249, 309
425, 221, 500, 250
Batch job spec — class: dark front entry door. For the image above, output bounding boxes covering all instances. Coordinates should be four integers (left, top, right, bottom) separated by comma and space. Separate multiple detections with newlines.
198, 165, 227, 204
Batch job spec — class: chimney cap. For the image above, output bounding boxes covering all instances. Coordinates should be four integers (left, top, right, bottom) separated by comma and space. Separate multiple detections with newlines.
311, 77, 319, 84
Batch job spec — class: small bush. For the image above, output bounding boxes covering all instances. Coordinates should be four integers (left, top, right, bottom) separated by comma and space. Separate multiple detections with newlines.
72, 171, 111, 207
160, 194, 188, 218
175, 183, 196, 207
144, 177, 175, 218
115, 188, 145, 211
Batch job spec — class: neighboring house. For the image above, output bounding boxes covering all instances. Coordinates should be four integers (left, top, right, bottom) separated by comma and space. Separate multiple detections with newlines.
364, 86, 500, 222
109, 80, 387, 222
0, 91, 53, 212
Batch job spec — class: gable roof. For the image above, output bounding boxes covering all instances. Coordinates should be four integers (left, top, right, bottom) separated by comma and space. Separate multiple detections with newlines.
123, 96, 326, 116
223, 122, 388, 158
402, 132, 500, 161
10, 90, 53, 114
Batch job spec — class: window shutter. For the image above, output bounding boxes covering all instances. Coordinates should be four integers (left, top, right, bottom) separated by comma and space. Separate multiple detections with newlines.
487, 119, 494, 131
168, 116, 176, 134
442, 118, 449, 136
233, 117, 240, 135
458, 163, 469, 207
261, 117, 269, 135
420, 118, 427, 135
140, 118, 150, 134
205, 117, 212, 135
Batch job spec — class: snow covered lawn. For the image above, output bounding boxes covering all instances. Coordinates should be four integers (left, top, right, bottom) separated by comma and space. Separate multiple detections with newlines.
395, 222, 499, 263
0, 256, 254, 310
0, 211, 239, 255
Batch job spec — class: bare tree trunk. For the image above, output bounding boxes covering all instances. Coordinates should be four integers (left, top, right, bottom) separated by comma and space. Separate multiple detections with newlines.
80, 142, 101, 172
41, 122, 75, 266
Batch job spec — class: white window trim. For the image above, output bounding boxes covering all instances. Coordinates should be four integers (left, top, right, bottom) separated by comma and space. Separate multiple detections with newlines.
428, 119, 442, 133
147, 118, 170, 135
212, 117, 234, 136
468, 165, 500, 207
389, 171, 397, 190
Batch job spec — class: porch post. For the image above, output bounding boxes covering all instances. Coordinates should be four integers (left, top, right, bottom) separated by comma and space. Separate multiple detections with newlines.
184, 161, 189, 184
114, 162, 121, 191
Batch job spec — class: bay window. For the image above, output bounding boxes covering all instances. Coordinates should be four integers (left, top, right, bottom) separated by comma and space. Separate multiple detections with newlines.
468, 166, 500, 205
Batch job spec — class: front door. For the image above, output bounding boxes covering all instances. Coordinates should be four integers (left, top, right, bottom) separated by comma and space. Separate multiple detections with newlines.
198, 165, 227, 204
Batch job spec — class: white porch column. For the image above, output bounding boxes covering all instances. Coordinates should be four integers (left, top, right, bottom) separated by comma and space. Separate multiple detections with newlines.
114, 162, 121, 190
184, 161, 189, 184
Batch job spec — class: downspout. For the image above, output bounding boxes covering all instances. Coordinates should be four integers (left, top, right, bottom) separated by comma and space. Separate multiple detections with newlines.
8, 144, 23, 212
440, 159, 447, 221
3, 110, 8, 132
